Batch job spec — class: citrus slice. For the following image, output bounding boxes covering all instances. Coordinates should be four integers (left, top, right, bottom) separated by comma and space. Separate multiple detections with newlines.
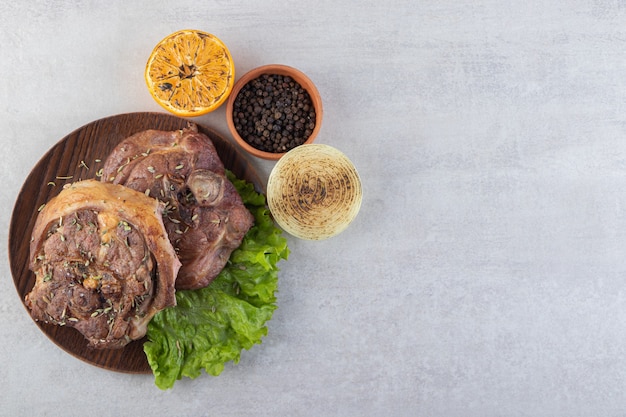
145, 30, 235, 117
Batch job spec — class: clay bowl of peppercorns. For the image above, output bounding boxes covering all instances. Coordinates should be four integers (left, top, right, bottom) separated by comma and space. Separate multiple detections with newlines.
226, 64, 322, 160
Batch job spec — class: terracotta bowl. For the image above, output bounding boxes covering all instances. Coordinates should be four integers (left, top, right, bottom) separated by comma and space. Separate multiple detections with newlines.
226, 64, 323, 160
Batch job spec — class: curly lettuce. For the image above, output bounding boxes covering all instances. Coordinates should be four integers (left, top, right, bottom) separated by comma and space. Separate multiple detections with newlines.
144, 171, 289, 390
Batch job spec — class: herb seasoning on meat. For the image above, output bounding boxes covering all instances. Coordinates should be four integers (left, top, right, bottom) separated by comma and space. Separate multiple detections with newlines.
232, 74, 316, 153
26, 180, 181, 349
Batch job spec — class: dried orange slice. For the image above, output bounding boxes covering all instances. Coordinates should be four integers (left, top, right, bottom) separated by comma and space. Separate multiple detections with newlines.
145, 30, 235, 116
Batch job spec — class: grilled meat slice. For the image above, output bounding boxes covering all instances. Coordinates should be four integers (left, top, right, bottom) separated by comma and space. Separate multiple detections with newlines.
26, 180, 181, 349
101, 125, 254, 290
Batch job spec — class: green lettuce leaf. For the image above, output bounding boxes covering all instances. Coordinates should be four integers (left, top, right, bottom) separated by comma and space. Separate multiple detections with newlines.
144, 171, 289, 390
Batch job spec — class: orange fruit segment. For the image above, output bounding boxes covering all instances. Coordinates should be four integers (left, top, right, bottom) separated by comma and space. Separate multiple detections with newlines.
145, 30, 235, 117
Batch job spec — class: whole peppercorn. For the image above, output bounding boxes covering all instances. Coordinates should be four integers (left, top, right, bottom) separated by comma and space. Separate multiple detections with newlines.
232, 74, 316, 153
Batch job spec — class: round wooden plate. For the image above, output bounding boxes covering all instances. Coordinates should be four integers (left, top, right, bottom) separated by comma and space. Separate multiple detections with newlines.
8, 112, 262, 374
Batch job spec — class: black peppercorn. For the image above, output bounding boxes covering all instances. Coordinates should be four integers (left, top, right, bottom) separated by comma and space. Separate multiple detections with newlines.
232, 73, 316, 153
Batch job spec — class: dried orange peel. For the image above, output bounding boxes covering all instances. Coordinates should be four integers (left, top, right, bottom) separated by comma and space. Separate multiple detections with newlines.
145, 30, 235, 117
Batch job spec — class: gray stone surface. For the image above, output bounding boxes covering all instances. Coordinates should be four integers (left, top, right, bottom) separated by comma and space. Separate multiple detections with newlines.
2, 1, 626, 416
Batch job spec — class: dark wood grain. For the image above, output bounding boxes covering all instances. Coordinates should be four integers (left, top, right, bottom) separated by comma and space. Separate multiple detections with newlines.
8, 112, 262, 374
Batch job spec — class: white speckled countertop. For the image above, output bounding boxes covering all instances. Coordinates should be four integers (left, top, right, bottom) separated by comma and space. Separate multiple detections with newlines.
2, 1, 626, 416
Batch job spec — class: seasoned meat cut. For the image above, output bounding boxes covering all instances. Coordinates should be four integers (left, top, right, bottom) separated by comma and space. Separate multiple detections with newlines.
26, 180, 181, 349
101, 124, 254, 290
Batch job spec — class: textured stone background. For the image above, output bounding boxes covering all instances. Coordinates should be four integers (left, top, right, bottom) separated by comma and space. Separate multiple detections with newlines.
2, 1, 626, 416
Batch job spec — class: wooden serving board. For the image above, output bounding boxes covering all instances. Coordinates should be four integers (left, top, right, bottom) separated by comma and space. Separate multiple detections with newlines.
8, 112, 262, 374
